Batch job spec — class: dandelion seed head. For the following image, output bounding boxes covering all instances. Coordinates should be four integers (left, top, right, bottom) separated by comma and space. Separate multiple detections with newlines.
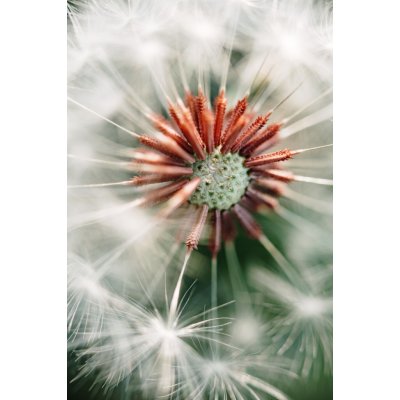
67, 255, 114, 342
68, 0, 333, 395
206, 359, 229, 378
189, 349, 293, 400
295, 296, 330, 317
68, 0, 332, 259
184, 15, 220, 42
249, 264, 333, 377
148, 317, 180, 345
245, 0, 332, 84
78, 275, 103, 298
119, 85, 327, 254
231, 314, 263, 346
279, 31, 305, 61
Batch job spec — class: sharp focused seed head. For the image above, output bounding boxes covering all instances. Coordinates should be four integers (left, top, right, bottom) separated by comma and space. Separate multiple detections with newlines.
189, 149, 250, 210
128, 89, 312, 253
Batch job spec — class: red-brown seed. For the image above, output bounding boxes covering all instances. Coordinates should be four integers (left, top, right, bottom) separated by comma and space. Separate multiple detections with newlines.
186, 205, 209, 250
230, 113, 271, 153
232, 204, 262, 239
245, 149, 294, 168
142, 180, 188, 205
222, 210, 237, 242
252, 178, 286, 196
221, 97, 248, 153
152, 115, 193, 153
131, 163, 193, 176
205, 109, 215, 153
196, 90, 214, 153
159, 177, 201, 218
213, 90, 227, 147
130, 149, 184, 166
139, 135, 195, 164
169, 102, 206, 160
169, 102, 183, 129
241, 123, 282, 156
239, 195, 261, 212
181, 105, 206, 160
253, 169, 295, 183
130, 175, 180, 186
185, 91, 199, 130
247, 187, 279, 210
222, 114, 251, 152
251, 134, 280, 156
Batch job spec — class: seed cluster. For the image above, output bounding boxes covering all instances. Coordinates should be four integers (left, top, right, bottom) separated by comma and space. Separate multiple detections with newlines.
189, 150, 250, 210
130, 88, 298, 253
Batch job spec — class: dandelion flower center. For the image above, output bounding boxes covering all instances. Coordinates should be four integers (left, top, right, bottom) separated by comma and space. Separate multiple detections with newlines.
120, 88, 323, 252
189, 149, 250, 210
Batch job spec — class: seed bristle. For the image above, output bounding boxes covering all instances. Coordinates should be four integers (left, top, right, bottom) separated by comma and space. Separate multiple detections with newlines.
186, 205, 209, 250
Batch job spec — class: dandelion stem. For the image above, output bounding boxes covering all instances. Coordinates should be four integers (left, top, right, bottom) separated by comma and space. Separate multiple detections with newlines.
68, 154, 131, 169
258, 234, 299, 283
293, 143, 333, 154
275, 206, 328, 239
225, 241, 251, 307
280, 104, 332, 139
270, 81, 304, 112
283, 87, 332, 124
169, 249, 192, 324
68, 180, 132, 189
211, 256, 219, 356
68, 97, 141, 138
284, 187, 332, 214
220, 6, 239, 91
293, 175, 333, 185
241, 52, 271, 100
176, 49, 190, 92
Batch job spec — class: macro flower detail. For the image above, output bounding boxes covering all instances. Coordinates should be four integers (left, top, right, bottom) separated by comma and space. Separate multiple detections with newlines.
249, 263, 333, 378
67, 0, 333, 398
128, 88, 328, 254
190, 150, 250, 210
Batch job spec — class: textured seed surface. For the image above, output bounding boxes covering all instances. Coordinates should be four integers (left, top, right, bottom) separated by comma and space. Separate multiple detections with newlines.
189, 149, 250, 210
